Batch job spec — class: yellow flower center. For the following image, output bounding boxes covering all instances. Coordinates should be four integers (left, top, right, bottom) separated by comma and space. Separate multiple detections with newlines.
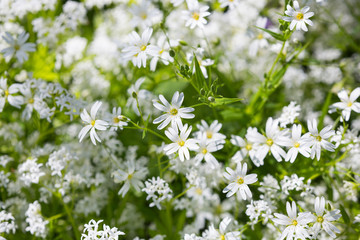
192, 12, 200, 20
257, 33, 263, 39
237, 177, 244, 185
141, 13, 147, 19
206, 131, 213, 139
195, 188, 202, 195
296, 12, 304, 20
245, 144, 252, 151
294, 142, 300, 148
317, 216, 324, 223
266, 138, 273, 146
292, 220, 298, 226
220, 235, 225, 240
170, 108, 178, 115
159, 49, 164, 54
316, 136, 322, 142
179, 140, 185, 147
140, 45, 147, 51
91, 120, 96, 126
14, 44, 21, 51
347, 102, 353, 107
202, 148, 207, 154
4, 90, 9, 96
28, 98, 34, 104
127, 173, 133, 180
113, 117, 120, 123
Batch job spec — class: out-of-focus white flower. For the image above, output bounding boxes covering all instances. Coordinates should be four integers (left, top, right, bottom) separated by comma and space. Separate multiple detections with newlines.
122, 28, 160, 68
187, 48, 214, 78
112, 157, 148, 197
206, 217, 240, 240
25, 201, 48, 238
1, 31, 36, 63
81, 219, 125, 240
0, 77, 24, 112
0, 210, 17, 235
219, 0, 241, 10
283, 1, 314, 31
18, 158, 45, 186
223, 162, 258, 199
329, 88, 360, 122
142, 177, 173, 210
153, 91, 195, 130
183, 0, 211, 29
106, 107, 128, 131
78, 101, 109, 145
150, 36, 176, 72
277, 101, 301, 128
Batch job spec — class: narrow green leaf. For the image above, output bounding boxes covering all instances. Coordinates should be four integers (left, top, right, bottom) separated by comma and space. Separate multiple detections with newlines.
210, 97, 243, 107
255, 26, 285, 41
339, 204, 350, 224
192, 54, 208, 91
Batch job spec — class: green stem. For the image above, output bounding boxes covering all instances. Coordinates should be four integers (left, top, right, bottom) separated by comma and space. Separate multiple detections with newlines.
128, 120, 168, 142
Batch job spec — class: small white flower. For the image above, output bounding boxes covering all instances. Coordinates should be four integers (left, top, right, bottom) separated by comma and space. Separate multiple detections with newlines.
164, 124, 198, 161
122, 28, 160, 68
78, 101, 109, 145
183, 0, 211, 29
309, 196, 341, 238
206, 217, 240, 240
223, 162, 258, 199
230, 131, 257, 164
283, 0, 314, 32
329, 88, 360, 122
0, 77, 24, 112
194, 132, 223, 168
150, 36, 176, 72
153, 91, 195, 130
273, 201, 313, 240
1, 31, 36, 63
303, 119, 336, 160
282, 124, 311, 163
246, 117, 288, 164
219, 0, 241, 10
142, 177, 173, 210
112, 157, 148, 197
107, 107, 128, 131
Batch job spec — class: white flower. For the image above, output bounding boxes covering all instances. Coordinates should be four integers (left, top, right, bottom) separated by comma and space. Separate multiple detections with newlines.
195, 120, 226, 144
1, 31, 36, 63
164, 124, 198, 161
150, 36, 176, 72
246, 117, 288, 164
78, 101, 109, 145
194, 132, 223, 168
230, 131, 257, 164
281, 125, 311, 163
249, 17, 270, 57
112, 157, 148, 197
122, 28, 160, 68
107, 107, 128, 131
277, 101, 301, 128
153, 91, 195, 130
303, 119, 336, 160
81, 219, 125, 240
309, 196, 341, 238
25, 201, 48, 238
183, 0, 211, 29
126, 77, 153, 116
206, 217, 240, 240
0, 77, 24, 112
18, 158, 45, 186
0, 210, 16, 235
329, 88, 360, 122
273, 201, 312, 240
142, 177, 173, 210
219, 0, 241, 10
283, 0, 314, 31
223, 162, 258, 199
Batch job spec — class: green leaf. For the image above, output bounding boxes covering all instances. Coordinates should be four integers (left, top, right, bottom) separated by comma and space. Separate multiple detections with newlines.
339, 204, 350, 224
192, 54, 208, 92
255, 26, 285, 41
210, 97, 243, 107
